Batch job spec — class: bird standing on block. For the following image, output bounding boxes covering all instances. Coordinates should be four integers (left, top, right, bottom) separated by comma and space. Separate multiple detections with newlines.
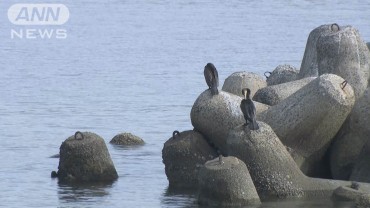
240, 88, 259, 130
204, 63, 219, 95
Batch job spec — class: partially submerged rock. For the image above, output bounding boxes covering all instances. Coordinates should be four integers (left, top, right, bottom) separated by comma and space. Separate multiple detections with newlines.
162, 130, 217, 188
190, 90, 269, 154
197, 156, 260, 206
110, 132, 145, 146
265, 64, 299, 86
56, 132, 118, 183
253, 77, 315, 106
258, 74, 355, 177
222, 71, 266, 98
317, 25, 370, 98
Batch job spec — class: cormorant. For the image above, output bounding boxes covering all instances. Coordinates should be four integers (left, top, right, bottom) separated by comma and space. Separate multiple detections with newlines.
240, 88, 259, 130
204, 63, 219, 95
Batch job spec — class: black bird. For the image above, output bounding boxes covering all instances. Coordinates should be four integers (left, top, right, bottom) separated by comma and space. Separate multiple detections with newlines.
240, 88, 259, 130
204, 63, 219, 95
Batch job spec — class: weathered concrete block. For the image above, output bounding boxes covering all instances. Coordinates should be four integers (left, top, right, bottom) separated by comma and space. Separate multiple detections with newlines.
222, 71, 266, 98
258, 74, 355, 177
226, 123, 305, 198
57, 132, 118, 183
331, 88, 370, 180
356, 193, 370, 208
190, 90, 269, 154
299, 24, 333, 78
162, 130, 217, 188
197, 156, 260, 206
110, 132, 145, 145
253, 77, 315, 106
266, 64, 299, 86
317, 25, 370, 98
225, 122, 359, 199
350, 138, 370, 183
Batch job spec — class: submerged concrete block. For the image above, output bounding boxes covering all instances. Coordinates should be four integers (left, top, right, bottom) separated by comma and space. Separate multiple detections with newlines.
258, 74, 355, 176
197, 156, 260, 206
57, 132, 118, 183
162, 130, 217, 188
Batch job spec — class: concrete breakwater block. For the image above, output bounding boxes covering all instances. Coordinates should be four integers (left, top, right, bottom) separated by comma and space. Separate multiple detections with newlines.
331, 87, 370, 180
350, 137, 370, 183
299, 24, 333, 79
222, 71, 266, 98
56, 132, 118, 183
253, 77, 315, 106
317, 25, 370, 98
110, 132, 145, 146
225, 123, 370, 199
197, 156, 261, 206
190, 90, 269, 153
226, 123, 306, 198
162, 130, 217, 188
258, 74, 355, 176
265, 64, 299, 86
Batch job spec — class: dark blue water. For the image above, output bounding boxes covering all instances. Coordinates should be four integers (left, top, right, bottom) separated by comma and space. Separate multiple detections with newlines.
0, 1, 369, 207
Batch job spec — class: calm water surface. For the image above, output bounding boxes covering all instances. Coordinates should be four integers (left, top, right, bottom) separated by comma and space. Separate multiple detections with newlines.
0, 1, 369, 207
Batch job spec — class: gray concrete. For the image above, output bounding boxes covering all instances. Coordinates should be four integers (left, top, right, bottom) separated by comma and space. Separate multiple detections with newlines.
331, 88, 370, 180
190, 90, 269, 154
332, 185, 364, 201
317, 25, 370, 99
356, 193, 370, 208
266, 64, 299, 86
57, 132, 118, 183
257, 74, 355, 177
226, 123, 306, 198
225, 122, 370, 199
110, 132, 145, 145
197, 156, 261, 206
162, 130, 217, 188
222, 71, 266, 98
253, 77, 315, 106
299, 24, 333, 78
350, 137, 370, 183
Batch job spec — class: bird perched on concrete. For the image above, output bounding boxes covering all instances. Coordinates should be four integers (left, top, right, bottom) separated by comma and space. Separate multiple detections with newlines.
240, 88, 259, 130
204, 63, 219, 95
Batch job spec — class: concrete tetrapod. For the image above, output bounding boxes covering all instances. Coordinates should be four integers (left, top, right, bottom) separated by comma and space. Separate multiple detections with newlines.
257, 74, 355, 177
226, 123, 370, 200
317, 25, 370, 99
110, 132, 145, 146
222, 71, 266, 98
350, 137, 370, 183
197, 156, 261, 206
265, 64, 299, 86
253, 77, 315, 106
299, 24, 333, 78
190, 90, 269, 154
162, 130, 217, 188
56, 131, 118, 183
331, 87, 370, 180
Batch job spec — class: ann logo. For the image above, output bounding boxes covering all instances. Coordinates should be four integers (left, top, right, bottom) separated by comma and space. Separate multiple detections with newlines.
8, 4, 69, 25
